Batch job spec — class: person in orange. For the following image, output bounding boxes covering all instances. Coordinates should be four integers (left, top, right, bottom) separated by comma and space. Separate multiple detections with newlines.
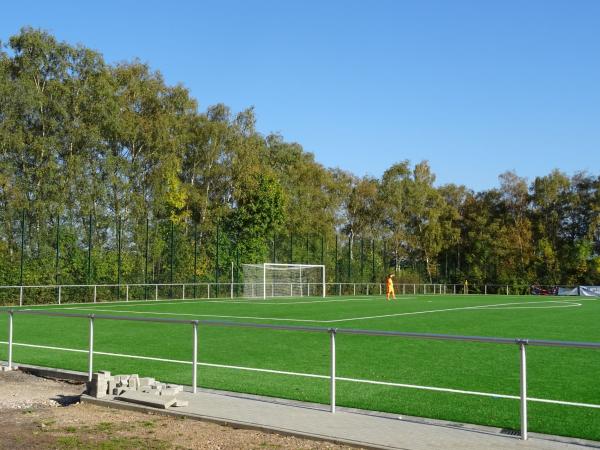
386, 273, 396, 300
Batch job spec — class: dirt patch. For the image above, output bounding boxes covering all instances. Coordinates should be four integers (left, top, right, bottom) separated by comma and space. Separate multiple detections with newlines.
0, 370, 358, 449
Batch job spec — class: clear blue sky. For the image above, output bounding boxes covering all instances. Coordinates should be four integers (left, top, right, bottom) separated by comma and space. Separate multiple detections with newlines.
2, 0, 599, 191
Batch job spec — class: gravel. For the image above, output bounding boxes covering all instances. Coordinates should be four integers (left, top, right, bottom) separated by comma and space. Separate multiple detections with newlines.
0, 370, 360, 449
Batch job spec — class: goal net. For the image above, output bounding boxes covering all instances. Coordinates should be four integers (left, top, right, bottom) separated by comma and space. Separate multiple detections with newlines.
242, 263, 326, 299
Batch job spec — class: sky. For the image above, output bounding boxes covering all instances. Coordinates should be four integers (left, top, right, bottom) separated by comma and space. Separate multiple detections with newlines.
1, 0, 599, 191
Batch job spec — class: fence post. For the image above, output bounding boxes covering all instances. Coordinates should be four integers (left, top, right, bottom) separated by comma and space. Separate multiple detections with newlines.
58, 286, 62, 305
182, 284, 186, 300
88, 315, 95, 381
330, 328, 336, 413
353, 283, 356, 296
379, 284, 382, 295
208, 283, 211, 299
19, 286, 23, 307
519, 340, 528, 440
338, 283, 341, 296
507, 285, 509, 295
192, 320, 198, 394
155, 284, 158, 301
8, 310, 13, 369
126, 285, 129, 302
485, 285, 487, 295
413, 284, 416, 295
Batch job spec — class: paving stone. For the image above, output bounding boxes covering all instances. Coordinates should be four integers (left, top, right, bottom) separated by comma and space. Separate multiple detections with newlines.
116, 391, 178, 409
165, 384, 183, 393
172, 399, 188, 407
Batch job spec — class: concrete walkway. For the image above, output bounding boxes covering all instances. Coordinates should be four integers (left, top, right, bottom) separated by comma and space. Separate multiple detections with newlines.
82, 388, 599, 450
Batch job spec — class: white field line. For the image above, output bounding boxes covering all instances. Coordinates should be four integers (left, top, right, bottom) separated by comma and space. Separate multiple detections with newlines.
1, 340, 598, 410
28, 300, 582, 324
326, 301, 582, 323
17, 296, 384, 310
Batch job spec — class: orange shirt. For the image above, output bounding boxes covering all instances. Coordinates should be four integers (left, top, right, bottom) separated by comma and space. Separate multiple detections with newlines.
386, 277, 394, 290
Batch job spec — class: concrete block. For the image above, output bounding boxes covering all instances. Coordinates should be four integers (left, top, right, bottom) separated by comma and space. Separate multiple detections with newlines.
139, 377, 155, 387
90, 373, 110, 398
166, 384, 183, 393
128, 374, 140, 390
116, 391, 178, 409
140, 388, 160, 396
108, 379, 116, 396
160, 388, 183, 397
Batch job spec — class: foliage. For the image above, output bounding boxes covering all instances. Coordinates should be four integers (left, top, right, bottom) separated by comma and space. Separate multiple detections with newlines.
0, 28, 598, 286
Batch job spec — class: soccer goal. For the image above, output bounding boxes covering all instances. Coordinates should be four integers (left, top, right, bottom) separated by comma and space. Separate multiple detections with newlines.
242, 263, 326, 299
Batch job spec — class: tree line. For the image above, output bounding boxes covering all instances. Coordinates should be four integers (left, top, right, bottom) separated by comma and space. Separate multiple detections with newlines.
0, 28, 598, 290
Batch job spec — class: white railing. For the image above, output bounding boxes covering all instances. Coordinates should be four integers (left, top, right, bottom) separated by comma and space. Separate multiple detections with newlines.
0, 282, 579, 306
2, 309, 599, 440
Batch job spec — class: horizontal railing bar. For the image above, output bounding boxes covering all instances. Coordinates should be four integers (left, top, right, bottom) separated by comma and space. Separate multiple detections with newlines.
2, 309, 196, 325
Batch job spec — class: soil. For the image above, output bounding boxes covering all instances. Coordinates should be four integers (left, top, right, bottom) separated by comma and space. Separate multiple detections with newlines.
0, 370, 358, 449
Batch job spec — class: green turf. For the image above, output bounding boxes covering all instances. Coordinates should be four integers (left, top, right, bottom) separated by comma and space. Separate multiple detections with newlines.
1, 294, 599, 440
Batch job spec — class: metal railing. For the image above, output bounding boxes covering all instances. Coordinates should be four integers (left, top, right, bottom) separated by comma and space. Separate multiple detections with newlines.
2, 309, 599, 440
0, 282, 579, 307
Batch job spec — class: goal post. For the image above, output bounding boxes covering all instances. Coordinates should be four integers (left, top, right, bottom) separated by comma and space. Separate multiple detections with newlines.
242, 263, 326, 299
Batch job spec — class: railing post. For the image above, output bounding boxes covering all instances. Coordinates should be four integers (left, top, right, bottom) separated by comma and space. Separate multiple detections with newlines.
338, 283, 341, 296
58, 285, 62, 305
519, 340, 528, 440
208, 283, 211, 299
485, 284, 487, 295
330, 328, 336, 413
192, 320, 198, 394
353, 283, 356, 296
88, 315, 95, 381
413, 284, 416, 295
126, 284, 129, 302
93, 285, 97, 303
453, 284, 456, 295
182, 284, 186, 300
155, 284, 158, 301
8, 310, 13, 369
19, 286, 23, 307
507, 285, 509, 295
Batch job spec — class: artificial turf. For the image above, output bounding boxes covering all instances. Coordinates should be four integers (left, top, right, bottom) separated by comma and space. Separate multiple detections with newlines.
1, 294, 599, 440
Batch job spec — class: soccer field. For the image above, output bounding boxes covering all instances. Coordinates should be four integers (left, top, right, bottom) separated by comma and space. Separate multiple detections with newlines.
1, 294, 599, 440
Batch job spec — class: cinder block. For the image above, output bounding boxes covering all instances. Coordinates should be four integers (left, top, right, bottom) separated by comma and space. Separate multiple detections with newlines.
160, 388, 182, 397
139, 377, 155, 387
140, 388, 160, 396
165, 384, 183, 393
128, 374, 140, 390
91, 373, 110, 398
114, 375, 130, 385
